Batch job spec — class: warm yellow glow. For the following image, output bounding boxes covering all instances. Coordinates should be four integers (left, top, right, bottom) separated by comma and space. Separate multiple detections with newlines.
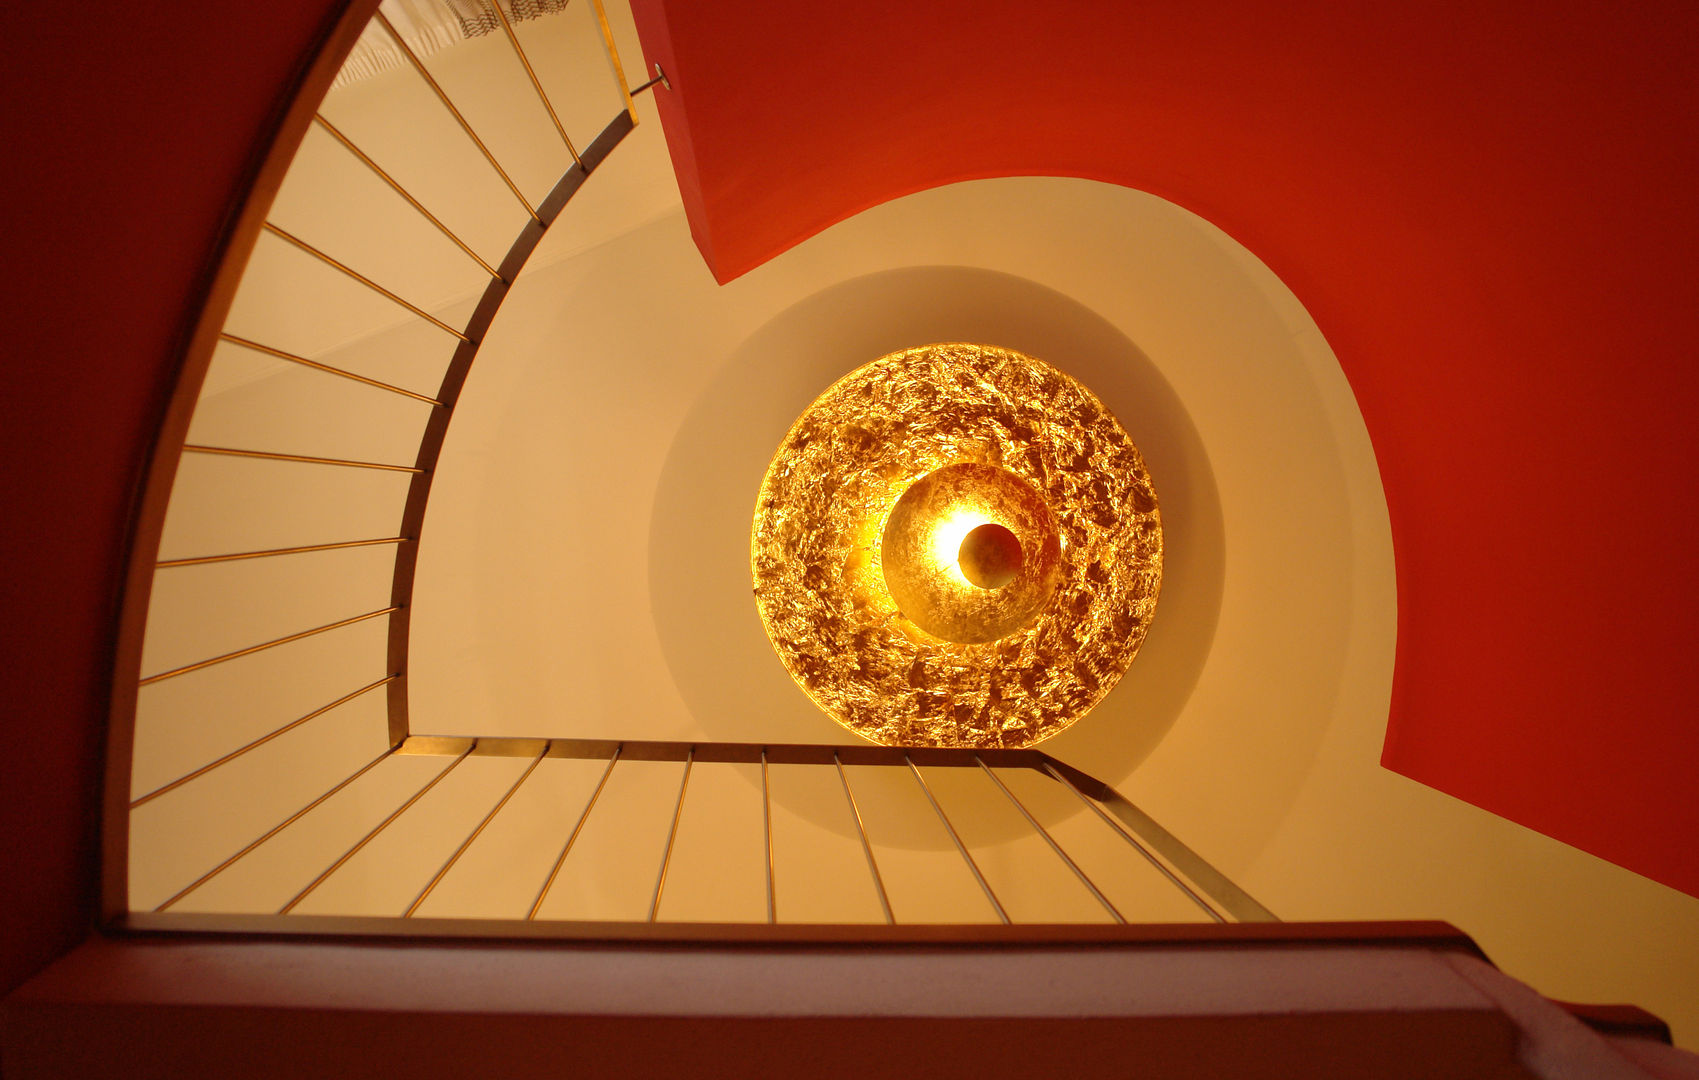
751, 343, 1161, 748
880, 462, 1061, 644
930, 509, 985, 586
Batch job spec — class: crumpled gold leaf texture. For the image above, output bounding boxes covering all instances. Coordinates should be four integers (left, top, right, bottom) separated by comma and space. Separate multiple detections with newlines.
751, 343, 1162, 747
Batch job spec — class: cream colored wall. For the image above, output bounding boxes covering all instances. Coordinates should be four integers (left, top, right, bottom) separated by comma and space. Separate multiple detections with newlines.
127, 0, 1699, 1046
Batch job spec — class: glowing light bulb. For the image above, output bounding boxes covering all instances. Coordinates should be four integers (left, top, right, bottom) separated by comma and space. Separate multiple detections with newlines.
880, 463, 1061, 644
750, 342, 1162, 747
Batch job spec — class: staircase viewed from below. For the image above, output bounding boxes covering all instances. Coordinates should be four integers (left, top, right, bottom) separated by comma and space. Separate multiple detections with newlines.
125, 738, 1271, 927
111, 0, 1267, 938
48, 2, 1692, 1075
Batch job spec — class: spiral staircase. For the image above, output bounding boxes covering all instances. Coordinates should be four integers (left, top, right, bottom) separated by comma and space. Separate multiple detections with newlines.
3, 1, 1696, 1076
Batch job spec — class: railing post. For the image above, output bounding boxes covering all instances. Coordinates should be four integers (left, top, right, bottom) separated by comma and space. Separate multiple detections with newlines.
156, 745, 397, 912
835, 752, 894, 925
976, 757, 1124, 924
1039, 756, 1275, 923
648, 748, 694, 921
906, 754, 1010, 925
406, 741, 550, 916
761, 748, 776, 924
529, 744, 621, 919
374, 9, 541, 221
280, 740, 476, 914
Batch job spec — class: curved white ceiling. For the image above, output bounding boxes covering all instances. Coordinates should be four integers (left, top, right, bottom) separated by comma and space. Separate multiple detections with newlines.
410, 124, 1398, 878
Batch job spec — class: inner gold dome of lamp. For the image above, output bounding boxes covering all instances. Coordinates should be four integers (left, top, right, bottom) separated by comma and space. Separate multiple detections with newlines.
751, 343, 1161, 748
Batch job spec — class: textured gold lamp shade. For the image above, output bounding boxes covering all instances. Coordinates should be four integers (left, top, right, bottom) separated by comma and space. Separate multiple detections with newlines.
880, 463, 1061, 644
751, 343, 1161, 748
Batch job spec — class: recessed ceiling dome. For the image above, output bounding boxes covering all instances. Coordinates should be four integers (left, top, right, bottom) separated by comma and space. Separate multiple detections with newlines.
750, 342, 1162, 748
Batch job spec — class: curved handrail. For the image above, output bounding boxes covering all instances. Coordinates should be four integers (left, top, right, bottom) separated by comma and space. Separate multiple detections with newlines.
384, 111, 632, 744
100, 5, 1261, 937
104, 0, 384, 926
120, 737, 1274, 928
105, 0, 637, 923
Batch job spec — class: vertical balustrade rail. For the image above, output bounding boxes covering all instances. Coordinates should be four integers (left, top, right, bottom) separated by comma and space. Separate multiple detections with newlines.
107, 0, 645, 922
119, 739, 1275, 932
106, 0, 1275, 942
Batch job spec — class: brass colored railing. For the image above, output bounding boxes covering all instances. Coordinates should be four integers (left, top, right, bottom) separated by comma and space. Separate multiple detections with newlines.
107, 0, 645, 921
128, 739, 1274, 929
106, 0, 1270, 938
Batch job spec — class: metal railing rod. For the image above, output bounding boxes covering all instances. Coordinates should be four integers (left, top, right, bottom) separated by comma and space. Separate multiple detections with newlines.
138, 607, 400, 686
905, 755, 1010, 925
835, 752, 895, 925
262, 222, 472, 340
647, 748, 694, 922
219, 332, 445, 405
158, 536, 409, 568
528, 745, 620, 919
1037, 760, 1226, 923
311, 114, 503, 279
181, 444, 423, 473
488, 0, 580, 166
975, 757, 1124, 924
405, 741, 550, 917
588, 0, 638, 124
374, 10, 541, 222
155, 746, 395, 911
761, 748, 776, 924
630, 64, 669, 96
131, 675, 397, 808
505, 739, 1056, 767
280, 740, 477, 914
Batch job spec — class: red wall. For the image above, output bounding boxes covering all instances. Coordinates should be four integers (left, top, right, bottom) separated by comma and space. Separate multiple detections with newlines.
0, 1, 347, 994
629, 1, 1699, 895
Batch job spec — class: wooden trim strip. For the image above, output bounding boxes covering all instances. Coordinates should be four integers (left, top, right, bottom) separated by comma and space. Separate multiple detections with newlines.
400, 735, 1054, 769
114, 912, 1494, 961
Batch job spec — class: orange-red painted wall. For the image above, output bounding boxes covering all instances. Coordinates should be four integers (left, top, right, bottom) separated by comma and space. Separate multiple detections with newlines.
629, 0, 1699, 895
0, 0, 1693, 1006
0, 0, 348, 995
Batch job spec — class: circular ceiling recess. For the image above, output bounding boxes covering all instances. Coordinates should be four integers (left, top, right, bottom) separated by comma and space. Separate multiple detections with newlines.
751, 343, 1162, 747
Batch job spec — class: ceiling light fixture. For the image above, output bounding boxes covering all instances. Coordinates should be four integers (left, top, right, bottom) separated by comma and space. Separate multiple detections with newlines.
751, 343, 1161, 747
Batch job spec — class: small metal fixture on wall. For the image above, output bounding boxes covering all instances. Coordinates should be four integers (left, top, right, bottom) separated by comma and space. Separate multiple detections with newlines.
751, 343, 1162, 748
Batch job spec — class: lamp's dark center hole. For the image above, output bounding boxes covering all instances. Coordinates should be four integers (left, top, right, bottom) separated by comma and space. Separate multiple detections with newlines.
957, 522, 1023, 589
